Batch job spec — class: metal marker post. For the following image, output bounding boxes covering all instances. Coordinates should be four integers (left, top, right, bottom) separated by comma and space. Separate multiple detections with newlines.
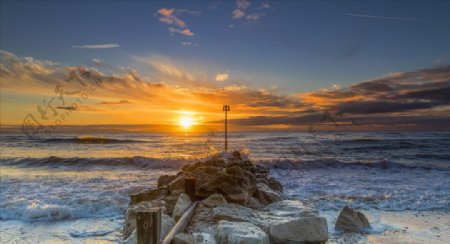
223, 105, 230, 151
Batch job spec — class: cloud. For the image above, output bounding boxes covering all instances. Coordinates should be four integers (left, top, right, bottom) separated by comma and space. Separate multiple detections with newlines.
236, 0, 250, 10
215, 72, 229, 82
246, 13, 267, 21
72, 43, 119, 49
346, 13, 415, 21
259, 2, 270, 9
157, 8, 196, 36
231, 0, 270, 23
99, 100, 132, 105
232, 9, 246, 19
158, 8, 185, 27
56, 106, 77, 111
300, 65, 450, 117
169, 27, 194, 36
2, 50, 449, 130
232, 0, 249, 19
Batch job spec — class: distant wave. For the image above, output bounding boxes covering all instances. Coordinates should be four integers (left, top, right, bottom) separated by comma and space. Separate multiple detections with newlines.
0, 156, 191, 170
1, 155, 448, 171
261, 158, 450, 171
43, 136, 147, 144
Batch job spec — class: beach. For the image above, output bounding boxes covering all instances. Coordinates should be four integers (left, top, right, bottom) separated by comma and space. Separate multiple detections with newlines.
1, 131, 449, 243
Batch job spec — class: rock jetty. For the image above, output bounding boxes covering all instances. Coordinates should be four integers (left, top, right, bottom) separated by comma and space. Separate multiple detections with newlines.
124, 151, 329, 243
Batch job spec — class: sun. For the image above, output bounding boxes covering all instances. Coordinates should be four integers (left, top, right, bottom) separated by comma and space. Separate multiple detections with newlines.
179, 116, 195, 128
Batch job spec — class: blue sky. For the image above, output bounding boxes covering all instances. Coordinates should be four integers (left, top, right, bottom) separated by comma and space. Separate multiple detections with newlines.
2, 0, 449, 93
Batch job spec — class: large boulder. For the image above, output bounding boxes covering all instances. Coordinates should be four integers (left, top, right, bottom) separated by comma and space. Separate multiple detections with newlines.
269, 217, 329, 243
216, 220, 270, 244
335, 206, 371, 233
172, 193, 192, 221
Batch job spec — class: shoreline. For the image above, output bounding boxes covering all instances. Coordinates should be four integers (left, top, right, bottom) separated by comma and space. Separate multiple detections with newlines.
1, 210, 448, 243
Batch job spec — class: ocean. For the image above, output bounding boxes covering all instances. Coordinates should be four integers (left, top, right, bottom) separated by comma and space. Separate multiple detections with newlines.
0, 131, 449, 243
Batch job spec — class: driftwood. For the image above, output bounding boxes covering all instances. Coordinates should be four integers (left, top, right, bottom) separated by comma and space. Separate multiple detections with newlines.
161, 201, 199, 244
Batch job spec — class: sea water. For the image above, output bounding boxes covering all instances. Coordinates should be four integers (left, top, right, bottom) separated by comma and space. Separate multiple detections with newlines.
0, 131, 449, 243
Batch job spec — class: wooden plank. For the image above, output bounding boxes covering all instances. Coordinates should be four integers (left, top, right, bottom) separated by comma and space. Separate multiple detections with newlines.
161, 201, 198, 244
136, 208, 161, 244
184, 177, 196, 201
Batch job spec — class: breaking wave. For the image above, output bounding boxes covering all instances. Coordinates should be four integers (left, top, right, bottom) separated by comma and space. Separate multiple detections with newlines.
43, 136, 146, 144
0, 156, 191, 170
2, 155, 448, 171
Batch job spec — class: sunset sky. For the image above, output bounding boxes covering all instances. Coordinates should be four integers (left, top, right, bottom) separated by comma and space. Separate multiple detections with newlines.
1, 0, 450, 131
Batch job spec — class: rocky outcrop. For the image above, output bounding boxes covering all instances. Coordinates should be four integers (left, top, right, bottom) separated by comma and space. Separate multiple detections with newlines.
123, 151, 329, 244
148, 151, 283, 206
216, 220, 270, 244
335, 206, 371, 233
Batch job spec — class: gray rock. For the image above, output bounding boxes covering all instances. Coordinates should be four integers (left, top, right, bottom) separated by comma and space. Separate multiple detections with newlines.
216, 220, 270, 244
269, 217, 328, 243
254, 182, 282, 205
161, 213, 176, 240
202, 194, 227, 208
173, 233, 195, 244
335, 206, 371, 233
172, 193, 192, 221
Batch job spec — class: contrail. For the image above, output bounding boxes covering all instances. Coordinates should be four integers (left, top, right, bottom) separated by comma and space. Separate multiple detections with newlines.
346, 13, 414, 21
